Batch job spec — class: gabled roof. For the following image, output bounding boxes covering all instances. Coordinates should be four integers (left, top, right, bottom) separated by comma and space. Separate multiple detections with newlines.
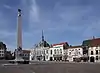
82, 38, 100, 47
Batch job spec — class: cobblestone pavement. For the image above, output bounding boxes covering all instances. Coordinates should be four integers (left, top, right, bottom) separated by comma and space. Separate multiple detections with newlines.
0, 61, 100, 73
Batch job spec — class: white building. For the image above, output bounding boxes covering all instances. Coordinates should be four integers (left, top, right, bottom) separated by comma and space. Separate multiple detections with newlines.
82, 37, 100, 62
67, 46, 83, 62
30, 30, 51, 61
88, 46, 100, 62
30, 47, 50, 61
49, 42, 69, 61
30, 42, 69, 61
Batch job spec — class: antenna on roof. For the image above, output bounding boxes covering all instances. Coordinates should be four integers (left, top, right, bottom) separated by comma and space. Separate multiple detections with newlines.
93, 36, 95, 39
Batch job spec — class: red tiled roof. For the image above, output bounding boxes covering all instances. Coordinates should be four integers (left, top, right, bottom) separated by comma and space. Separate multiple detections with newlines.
91, 38, 100, 47
83, 38, 100, 47
22, 50, 30, 53
52, 42, 68, 46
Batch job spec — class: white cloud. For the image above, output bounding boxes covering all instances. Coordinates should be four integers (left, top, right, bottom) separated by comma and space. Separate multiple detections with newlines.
29, 0, 39, 23
3, 5, 12, 9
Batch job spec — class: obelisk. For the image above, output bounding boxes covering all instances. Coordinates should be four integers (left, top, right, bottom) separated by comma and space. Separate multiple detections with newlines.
17, 9, 22, 50
16, 9, 22, 60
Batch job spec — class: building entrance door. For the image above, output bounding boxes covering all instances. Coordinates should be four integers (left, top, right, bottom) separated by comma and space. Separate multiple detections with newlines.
50, 57, 53, 61
90, 56, 94, 62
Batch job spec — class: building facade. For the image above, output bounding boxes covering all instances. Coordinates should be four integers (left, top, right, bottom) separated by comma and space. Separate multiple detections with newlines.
30, 47, 50, 61
67, 46, 83, 62
82, 37, 100, 62
88, 46, 100, 62
49, 42, 69, 61
21, 50, 30, 60
0, 42, 7, 59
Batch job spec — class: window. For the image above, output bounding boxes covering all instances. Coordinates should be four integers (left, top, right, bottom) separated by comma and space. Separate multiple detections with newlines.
2, 54, 3, 57
2, 51, 4, 53
96, 56, 98, 60
69, 52, 71, 55
79, 52, 80, 55
60, 49, 62, 54
57, 49, 59, 54
54, 49, 56, 54
91, 51, 93, 55
44, 50, 45, 54
50, 50, 52, 55
25, 54, 26, 56
96, 50, 98, 55
46, 50, 48, 54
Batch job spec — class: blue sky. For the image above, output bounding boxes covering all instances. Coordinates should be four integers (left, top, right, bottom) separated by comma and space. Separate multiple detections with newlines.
0, 0, 100, 51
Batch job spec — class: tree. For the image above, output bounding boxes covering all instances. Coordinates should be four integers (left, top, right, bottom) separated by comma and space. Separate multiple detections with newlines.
5, 51, 12, 60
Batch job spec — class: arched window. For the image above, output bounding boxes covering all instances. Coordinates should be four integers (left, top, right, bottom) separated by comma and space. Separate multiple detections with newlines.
54, 49, 56, 54
46, 50, 48, 54
50, 50, 52, 55
57, 49, 59, 54
60, 49, 62, 54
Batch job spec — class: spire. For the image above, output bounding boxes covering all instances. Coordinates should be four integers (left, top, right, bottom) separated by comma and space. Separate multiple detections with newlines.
42, 30, 44, 42
93, 36, 95, 39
